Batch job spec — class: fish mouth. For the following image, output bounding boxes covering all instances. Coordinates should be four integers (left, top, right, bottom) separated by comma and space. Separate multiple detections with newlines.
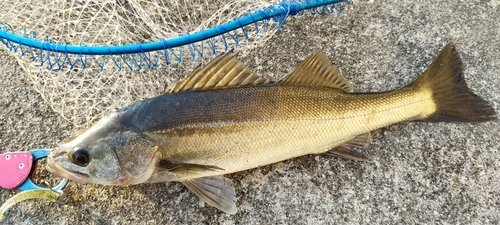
47, 154, 91, 184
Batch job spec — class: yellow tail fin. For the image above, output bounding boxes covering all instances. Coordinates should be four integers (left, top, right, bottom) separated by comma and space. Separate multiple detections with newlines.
410, 42, 496, 122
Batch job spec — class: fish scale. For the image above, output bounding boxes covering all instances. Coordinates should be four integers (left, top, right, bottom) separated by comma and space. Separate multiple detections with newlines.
47, 43, 496, 214
138, 85, 431, 181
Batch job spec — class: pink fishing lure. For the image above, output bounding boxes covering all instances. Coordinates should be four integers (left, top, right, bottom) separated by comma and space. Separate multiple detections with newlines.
0, 152, 34, 189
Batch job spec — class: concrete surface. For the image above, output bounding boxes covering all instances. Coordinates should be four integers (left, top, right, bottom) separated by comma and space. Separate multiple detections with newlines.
1, 0, 499, 224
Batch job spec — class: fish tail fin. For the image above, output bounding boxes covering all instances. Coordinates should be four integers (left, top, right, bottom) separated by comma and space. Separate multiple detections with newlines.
408, 42, 496, 122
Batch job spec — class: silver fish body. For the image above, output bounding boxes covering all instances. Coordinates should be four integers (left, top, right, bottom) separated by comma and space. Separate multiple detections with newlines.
48, 43, 496, 214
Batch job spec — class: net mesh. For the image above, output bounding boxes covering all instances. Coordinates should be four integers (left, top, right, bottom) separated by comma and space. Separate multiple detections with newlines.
0, 0, 284, 127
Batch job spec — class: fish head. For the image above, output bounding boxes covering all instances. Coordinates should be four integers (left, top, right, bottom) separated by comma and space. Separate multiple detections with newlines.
48, 112, 157, 185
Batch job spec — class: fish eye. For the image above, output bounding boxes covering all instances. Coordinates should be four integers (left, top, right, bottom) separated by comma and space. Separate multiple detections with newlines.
71, 148, 90, 166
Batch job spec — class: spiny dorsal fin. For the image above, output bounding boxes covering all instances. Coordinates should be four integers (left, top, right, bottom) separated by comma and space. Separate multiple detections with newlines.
166, 50, 270, 94
280, 51, 353, 92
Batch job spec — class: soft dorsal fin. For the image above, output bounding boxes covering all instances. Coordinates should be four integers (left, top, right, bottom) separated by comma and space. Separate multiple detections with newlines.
166, 50, 270, 94
280, 51, 353, 92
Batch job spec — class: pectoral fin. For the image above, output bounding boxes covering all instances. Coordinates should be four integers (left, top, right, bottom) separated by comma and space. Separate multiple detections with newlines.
326, 133, 371, 161
157, 162, 224, 175
182, 176, 237, 214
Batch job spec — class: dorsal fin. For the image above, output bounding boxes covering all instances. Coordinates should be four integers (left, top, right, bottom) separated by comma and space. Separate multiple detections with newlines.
280, 51, 353, 92
166, 50, 270, 94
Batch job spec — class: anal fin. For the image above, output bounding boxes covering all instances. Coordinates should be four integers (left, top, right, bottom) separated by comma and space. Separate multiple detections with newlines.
326, 133, 371, 161
182, 176, 237, 214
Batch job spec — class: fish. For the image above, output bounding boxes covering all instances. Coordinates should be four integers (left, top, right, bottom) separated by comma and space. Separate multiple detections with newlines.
47, 42, 496, 214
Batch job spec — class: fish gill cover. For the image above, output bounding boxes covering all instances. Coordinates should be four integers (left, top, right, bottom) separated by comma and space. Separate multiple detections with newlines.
0, 0, 350, 127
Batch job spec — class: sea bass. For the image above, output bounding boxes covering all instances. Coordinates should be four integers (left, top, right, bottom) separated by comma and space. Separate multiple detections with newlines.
48, 42, 496, 214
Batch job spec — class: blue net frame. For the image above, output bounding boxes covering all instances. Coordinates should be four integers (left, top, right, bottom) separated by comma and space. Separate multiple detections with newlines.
0, 0, 351, 72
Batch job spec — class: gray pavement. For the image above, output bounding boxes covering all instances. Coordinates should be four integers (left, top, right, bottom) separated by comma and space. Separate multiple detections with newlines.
1, 0, 499, 224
